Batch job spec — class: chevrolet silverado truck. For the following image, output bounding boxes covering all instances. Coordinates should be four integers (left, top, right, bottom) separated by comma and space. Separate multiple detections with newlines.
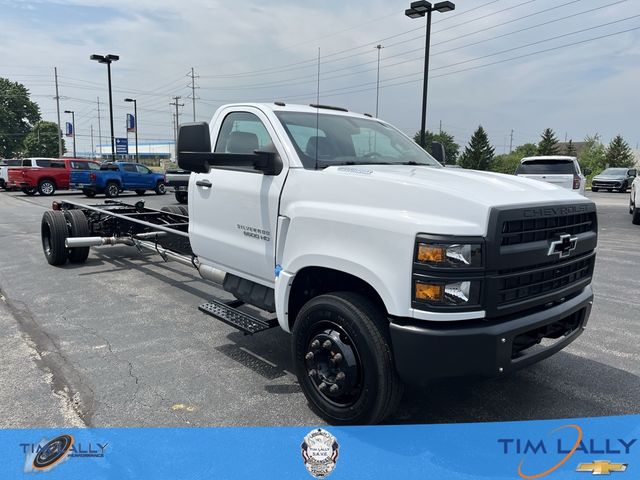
7, 158, 98, 195
1, 157, 48, 191
73, 161, 166, 198
40, 103, 597, 424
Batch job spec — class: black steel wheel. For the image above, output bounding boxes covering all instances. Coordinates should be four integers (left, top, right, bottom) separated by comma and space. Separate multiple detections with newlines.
22, 187, 37, 196
64, 209, 90, 263
41, 210, 68, 266
292, 292, 403, 425
155, 181, 166, 195
105, 182, 120, 198
175, 191, 188, 204
38, 179, 56, 196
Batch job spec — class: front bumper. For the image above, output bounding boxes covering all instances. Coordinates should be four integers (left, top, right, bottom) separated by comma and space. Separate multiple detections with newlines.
389, 285, 593, 385
592, 180, 622, 188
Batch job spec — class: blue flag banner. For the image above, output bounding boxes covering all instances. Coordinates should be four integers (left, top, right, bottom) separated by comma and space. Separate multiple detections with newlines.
2, 415, 638, 479
126, 114, 135, 133
65, 122, 73, 137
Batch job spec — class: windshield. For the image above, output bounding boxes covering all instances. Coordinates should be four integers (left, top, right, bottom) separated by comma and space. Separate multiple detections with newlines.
599, 168, 628, 176
274, 111, 442, 169
516, 159, 576, 175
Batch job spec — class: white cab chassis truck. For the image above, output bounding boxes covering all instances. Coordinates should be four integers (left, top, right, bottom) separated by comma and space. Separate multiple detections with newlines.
40, 103, 598, 424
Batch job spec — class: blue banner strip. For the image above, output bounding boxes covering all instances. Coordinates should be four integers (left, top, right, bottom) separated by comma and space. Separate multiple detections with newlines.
3, 415, 639, 479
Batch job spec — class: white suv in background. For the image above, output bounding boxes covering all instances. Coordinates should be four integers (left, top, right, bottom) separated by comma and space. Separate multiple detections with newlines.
515, 156, 586, 196
630, 174, 640, 225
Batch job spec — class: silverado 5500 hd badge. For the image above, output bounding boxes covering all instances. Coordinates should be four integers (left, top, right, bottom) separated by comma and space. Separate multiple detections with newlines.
237, 224, 271, 242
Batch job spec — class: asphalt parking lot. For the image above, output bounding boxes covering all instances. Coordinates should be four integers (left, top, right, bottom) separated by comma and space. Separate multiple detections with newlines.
0, 189, 638, 428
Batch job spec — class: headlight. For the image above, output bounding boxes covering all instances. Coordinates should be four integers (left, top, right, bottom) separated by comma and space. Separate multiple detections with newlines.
414, 280, 481, 306
416, 242, 482, 268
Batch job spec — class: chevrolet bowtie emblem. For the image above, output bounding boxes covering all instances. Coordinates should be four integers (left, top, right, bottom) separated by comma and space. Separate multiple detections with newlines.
576, 461, 628, 475
548, 234, 578, 258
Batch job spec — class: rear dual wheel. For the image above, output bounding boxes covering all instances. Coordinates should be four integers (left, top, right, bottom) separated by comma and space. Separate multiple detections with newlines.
292, 292, 403, 425
41, 210, 90, 266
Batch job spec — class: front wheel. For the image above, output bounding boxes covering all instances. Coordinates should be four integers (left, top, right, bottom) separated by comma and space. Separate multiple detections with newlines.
619, 183, 628, 193
104, 182, 120, 198
22, 187, 37, 196
591, 187, 599, 192
155, 181, 166, 195
292, 292, 403, 425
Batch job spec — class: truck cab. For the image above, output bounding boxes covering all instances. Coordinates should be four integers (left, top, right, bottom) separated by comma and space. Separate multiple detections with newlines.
181, 103, 597, 423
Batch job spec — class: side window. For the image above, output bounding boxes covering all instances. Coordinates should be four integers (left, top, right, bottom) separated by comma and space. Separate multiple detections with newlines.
23, 159, 32, 166
35, 159, 50, 167
123, 164, 137, 172
136, 165, 151, 174
215, 112, 274, 155
51, 161, 66, 169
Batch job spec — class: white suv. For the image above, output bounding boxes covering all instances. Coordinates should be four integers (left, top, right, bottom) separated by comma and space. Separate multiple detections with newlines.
630, 175, 640, 224
515, 156, 586, 196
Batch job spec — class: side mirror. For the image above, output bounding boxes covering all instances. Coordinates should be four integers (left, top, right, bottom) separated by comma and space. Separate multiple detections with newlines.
178, 122, 213, 174
583, 168, 592, 176
629, 169, 637, 177
431, 141, 446, 165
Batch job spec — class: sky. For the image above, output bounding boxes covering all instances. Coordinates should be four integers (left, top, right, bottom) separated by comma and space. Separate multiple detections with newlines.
1, 0, 639, 157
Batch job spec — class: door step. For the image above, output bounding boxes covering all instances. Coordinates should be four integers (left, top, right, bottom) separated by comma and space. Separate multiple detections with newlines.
199, 299, 278, 335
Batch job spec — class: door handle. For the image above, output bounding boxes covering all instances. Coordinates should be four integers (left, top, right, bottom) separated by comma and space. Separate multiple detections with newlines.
196, 180, 212, 188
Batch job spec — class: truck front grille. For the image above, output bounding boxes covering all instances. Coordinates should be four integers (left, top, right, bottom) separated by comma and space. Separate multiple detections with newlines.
501, 212, 596, 246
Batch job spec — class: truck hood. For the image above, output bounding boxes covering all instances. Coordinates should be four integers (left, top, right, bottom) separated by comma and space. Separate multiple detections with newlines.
283, 165, 591, 237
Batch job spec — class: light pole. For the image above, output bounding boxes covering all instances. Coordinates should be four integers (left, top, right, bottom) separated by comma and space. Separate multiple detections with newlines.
375, 44, 383, 118
64, 110, 76, 157
90, 54, 119, 160
405, 1, 455, 149
124, 98, 138, 163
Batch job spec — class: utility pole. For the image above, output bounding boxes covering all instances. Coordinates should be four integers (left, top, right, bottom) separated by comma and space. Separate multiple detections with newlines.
170, 96, 184, 160
187, 67, 199, 121
97, 97, 103, 159
91, 124, 95, 159
172, 113, 177, 162
439, 119, 442, 135
374, 45, 383, 118
54, 67, 63, 157
509, 129, 514, 153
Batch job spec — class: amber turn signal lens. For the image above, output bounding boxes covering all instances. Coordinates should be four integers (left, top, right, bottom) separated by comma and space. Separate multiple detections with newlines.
417, 244, 446, 263
415, 283, 443, 301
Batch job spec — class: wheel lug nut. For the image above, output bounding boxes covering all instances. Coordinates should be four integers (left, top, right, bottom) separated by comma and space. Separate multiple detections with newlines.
335, 372, 345, 382
322, 340, 332, 350
318, 382, 327, 391
305, 352, 314, 360
308, 369, 317, 378
310, 340, 320, 349
330, 384, 339, 394
330, 353, 342, 364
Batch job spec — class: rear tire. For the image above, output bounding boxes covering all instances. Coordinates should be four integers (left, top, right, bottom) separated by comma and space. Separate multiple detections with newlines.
177, 205, 188, 216
82, 189, 96, 198
161, 205, 184, 215
38, 179, 56, 196
135, 189, 146, 196
64, 210, 90, 263
175, 191, 188, 204
292, 292, 403, 425
41, 210, 68, 266
105, 182, 120, 198
155, 181, 166, 195
22, 187, 37, 196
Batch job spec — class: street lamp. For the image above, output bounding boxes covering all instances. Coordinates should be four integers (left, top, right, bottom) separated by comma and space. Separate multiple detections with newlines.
124, 98, 139, 163
405, 1, 455, 150
64, 110, 76, 157
90, 54, 119, 160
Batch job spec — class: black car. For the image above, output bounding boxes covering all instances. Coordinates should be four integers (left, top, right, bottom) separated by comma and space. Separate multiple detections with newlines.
591, 167, 637, 192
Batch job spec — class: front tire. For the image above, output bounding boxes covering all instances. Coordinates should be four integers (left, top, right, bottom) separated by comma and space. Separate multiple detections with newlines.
105, 182, 120, 198
38, 179, 56, 196
619, 183, 628, 193
175, 191, 188, 204
292, 292, 403, 425
22, 187, 37, 196
591, 187, 599, 192
41, 210, 68, 266
155, 181, 166, 195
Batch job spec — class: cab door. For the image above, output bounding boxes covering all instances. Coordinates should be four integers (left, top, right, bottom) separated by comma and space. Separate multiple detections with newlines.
121, 163, 141, 188
189, 107, 288, 286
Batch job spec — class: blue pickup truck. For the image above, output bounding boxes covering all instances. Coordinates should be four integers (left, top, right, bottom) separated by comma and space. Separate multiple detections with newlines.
71, 162, 166, 198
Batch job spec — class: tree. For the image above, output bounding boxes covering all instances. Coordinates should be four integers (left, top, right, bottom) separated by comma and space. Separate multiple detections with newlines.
491, 143, 538, 174
22, 121, 65, 157
458, 125, 494, 170
537, 128, 560, 155
565, 139, 577, 156
0, 77, 41, 158
413, 130, 460, 164
604, 135, 635, 168
578, 134, 605, 176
